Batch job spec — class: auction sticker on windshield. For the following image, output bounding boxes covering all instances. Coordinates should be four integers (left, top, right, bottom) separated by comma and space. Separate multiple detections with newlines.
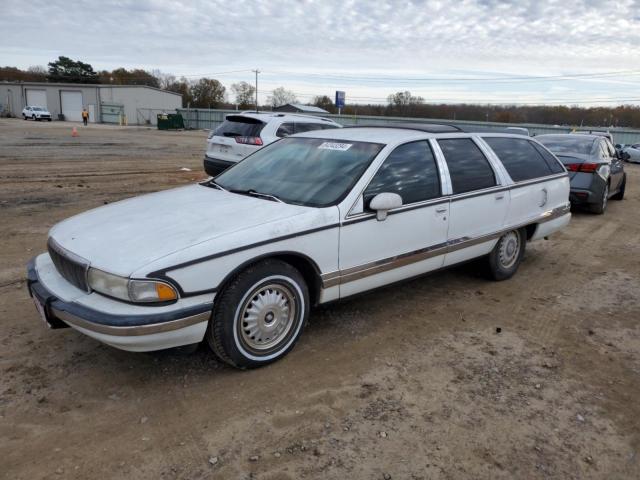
318, 142, 352, 151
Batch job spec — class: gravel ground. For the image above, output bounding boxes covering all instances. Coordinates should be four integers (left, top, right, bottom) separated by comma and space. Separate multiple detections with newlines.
1, 118, 639, 479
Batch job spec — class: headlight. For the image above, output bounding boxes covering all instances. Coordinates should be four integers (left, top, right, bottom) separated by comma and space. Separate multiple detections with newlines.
88, 268, 178, 303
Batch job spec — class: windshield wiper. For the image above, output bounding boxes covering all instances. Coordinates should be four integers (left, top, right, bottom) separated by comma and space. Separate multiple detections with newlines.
229, 189, 284, 203
203, 179, 228, 191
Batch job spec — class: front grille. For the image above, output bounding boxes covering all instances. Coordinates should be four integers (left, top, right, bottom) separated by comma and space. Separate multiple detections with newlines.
47, 237, 90, 292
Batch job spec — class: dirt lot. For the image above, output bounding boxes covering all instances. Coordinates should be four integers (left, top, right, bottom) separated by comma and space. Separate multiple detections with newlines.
1, 118, 639, 479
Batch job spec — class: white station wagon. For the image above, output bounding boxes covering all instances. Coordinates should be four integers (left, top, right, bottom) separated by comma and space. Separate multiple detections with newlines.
28, 124, 571, 368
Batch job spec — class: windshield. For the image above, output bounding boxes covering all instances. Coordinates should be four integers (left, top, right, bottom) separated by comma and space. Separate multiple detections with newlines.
215, 137, 384, 207
536, 135, 595, 155
32, 107, 44, 111
213, 116, 265, 138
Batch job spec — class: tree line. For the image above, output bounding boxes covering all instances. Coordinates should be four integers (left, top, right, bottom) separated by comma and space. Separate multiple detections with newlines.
3, 58, 640, 128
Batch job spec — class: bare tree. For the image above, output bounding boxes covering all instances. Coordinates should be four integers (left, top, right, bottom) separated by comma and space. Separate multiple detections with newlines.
151, 69, 176, 90
190, 78, 226, 108
268, 87, 297, 108
313, 95, 335, 113
231, 81, 256, 109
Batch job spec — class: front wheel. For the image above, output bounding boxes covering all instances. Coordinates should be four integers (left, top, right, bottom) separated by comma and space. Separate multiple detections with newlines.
206, 259, 309, 369
486, 229, 526, 281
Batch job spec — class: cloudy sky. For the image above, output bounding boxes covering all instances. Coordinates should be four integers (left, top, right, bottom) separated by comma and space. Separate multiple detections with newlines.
3, 0, 640, 106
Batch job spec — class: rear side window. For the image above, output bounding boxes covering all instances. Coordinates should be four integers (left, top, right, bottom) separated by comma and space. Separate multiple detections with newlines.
213, 116, 265, 138
438, 139, 496, 194
484, 137, 553, 181
276, 123, 294, 137
364, 141, 440, 206
294, 122, 325, 134
531, 143, 565, 174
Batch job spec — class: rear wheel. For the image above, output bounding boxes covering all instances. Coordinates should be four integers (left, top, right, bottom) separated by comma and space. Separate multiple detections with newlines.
206, 259, 309, 369
589, 182, 609, 214
611, 175, 626, 201
486, 229, 526, 281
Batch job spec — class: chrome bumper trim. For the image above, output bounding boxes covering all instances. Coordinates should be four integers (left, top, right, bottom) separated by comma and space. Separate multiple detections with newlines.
55, 308, 211, 337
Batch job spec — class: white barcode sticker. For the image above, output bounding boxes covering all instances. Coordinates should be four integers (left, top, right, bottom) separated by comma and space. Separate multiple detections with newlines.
318, 142, 352, 151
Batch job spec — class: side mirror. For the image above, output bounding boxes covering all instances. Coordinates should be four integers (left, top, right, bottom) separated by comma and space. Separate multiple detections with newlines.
369, 192, 402, 221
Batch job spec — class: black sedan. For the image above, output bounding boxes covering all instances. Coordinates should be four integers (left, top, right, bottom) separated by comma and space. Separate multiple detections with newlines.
536, 134, 626, 214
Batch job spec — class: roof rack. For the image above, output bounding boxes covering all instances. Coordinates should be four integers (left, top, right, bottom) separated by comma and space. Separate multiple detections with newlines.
343, 123, 461, 133
343, 122, 529, 135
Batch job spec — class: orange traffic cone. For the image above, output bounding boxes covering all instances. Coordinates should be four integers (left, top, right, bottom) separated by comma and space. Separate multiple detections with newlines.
72, 127, 78, 137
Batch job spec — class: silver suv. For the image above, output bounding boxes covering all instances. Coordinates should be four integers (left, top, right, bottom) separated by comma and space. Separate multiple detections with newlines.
204, 112, 341, 176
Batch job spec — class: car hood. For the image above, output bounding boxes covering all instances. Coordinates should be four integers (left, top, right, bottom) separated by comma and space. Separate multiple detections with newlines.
49, 184, 313, 276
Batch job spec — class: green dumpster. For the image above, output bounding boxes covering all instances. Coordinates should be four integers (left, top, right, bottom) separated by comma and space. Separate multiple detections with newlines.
157, 113, 185, 130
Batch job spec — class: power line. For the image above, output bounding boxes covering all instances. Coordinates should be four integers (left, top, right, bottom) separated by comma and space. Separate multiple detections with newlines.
263, 69, 640, 83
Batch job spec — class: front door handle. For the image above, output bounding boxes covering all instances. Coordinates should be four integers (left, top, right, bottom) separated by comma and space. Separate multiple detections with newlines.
495, 193, 505, 200
435, 207, 447, 214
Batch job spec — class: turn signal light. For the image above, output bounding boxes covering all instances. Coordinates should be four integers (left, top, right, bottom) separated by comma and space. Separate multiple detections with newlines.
156, 283, 178, 301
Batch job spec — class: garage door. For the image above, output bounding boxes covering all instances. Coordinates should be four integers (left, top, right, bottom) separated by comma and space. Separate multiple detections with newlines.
26, 89, 47, 109
61, 91, 83, 122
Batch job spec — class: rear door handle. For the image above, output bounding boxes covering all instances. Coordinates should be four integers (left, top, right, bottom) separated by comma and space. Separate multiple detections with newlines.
435, 207, 447, 214
495, 193, 505, 200
540, 188, 548, 207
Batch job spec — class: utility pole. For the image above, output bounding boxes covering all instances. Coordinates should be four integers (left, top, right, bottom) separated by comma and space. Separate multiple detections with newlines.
252, 69, 260, 112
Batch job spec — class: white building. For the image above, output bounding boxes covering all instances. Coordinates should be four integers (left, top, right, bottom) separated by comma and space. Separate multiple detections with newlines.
0, 82, 182, 125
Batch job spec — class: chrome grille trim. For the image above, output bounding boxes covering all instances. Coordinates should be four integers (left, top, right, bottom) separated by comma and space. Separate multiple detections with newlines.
47, 237, 91, 292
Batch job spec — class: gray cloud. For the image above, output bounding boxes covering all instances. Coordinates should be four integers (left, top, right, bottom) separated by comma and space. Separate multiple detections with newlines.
2, 0, 640, 104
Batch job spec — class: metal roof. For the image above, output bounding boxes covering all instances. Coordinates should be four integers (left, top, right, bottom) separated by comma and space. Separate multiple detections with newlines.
283, 103, 330, 113
0, 81, 181, 97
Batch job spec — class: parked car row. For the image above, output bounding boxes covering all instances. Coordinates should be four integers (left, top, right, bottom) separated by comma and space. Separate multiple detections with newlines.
616, 143, 640, 163
537, 134, 626, 214
29, 123, 573, 368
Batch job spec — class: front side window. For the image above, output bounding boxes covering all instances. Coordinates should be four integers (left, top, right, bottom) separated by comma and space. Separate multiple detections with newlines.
364, 141, 440, 206
438, 138, 496, 194
484, 137, 552, 182
216, 137, 384, 207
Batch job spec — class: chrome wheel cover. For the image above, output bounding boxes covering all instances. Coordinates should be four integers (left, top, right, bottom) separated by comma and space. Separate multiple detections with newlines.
238, 283, 296, 351
498, 231, 520, 269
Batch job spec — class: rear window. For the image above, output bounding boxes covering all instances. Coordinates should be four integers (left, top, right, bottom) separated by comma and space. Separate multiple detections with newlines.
213, 116, 265, 138
536, 136, 595, 156
484, 137, 553, 181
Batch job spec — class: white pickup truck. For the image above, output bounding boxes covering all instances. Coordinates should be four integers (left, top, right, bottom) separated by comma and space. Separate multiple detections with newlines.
28, 124, 570, 368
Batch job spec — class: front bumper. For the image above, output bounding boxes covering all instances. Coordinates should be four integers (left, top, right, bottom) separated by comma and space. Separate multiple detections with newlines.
27, 258, 211, 352
203, 155, 236, 176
